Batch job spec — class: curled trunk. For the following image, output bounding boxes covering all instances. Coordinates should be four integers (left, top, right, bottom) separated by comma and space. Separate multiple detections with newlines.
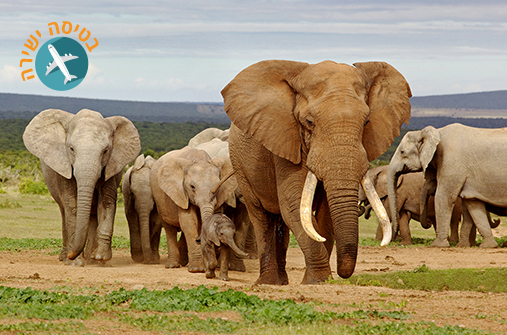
225, 235, 249, 258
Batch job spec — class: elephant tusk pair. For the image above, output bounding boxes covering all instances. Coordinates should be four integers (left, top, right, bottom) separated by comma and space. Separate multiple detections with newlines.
211, 170, 235, 194
299, 171, 392, 246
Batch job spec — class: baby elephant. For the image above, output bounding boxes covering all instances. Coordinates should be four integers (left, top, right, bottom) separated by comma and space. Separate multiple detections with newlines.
197, 214, 249, 281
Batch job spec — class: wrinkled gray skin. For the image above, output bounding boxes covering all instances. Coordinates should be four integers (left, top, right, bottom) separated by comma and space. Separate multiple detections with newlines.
359, 165, 461, 245
188, 128, 230, 148
193, 135, 258, 269
150, 147, 237, 272
23, 109, 140, 265
388, 124, 507, 248
123, 154, 162, 264
197, 213, 249, 281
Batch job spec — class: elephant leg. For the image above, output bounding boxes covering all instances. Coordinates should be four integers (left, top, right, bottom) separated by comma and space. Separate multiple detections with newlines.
83, 214, 98, 261
149, 210, 162, 264
469, 224, 478, 247
276, 168, 331, 285
202, 243, 217, 279
93, 174, 121, 261
398, 211, 412, 245
224, 205, 247, 272
178, 233, 188, 267
218, 246, 230, 281
163, 224, 181, 268
375, 223, 383, 241
432, 190, 457, 247
178, 208, 204, 272
463, 199, 498, 248
449, 209, 460, 244
314, 191, 334, 257
457, 200, 474, 247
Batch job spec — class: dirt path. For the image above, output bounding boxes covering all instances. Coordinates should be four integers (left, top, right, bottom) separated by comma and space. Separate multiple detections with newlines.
2, 245, 507, 333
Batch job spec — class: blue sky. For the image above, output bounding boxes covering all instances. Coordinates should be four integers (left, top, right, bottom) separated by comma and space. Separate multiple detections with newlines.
2, 1, 507, 102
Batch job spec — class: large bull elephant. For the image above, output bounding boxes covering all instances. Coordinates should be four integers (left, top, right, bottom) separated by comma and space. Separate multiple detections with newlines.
150, 147, 237, 272
222, 60, 412, 285
388, 124, 507, 248
23, 109, 140, 264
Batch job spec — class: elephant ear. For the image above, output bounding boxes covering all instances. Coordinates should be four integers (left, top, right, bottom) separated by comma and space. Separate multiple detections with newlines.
157, 157, 192, 209
369, 166, 389, 199
222, 60, 310, 164
419, 126, 441, 173
211, 156, 237, 208
354, 62, 412, 162
122, 166, 135, 215
132, 154, 145, 171
144, 155, 156, 168
22, 109, 74, 179
104, 116, 141, 181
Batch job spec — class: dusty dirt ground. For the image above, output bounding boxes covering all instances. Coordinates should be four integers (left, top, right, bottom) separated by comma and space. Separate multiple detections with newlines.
2, 240, 507, 334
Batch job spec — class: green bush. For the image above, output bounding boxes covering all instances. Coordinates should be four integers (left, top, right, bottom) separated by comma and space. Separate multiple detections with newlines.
18, 178, 49, 195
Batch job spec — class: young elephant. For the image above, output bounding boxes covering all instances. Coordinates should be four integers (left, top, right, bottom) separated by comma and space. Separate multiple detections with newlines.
123, 154, 161, 264
198, 213, 249, 281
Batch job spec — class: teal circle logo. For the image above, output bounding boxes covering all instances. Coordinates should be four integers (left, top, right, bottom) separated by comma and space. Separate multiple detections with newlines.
35, 37, 88, 91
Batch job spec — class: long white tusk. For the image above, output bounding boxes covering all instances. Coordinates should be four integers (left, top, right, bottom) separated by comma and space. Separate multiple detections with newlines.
300, 171, 326, 242
361, 175, 391, 246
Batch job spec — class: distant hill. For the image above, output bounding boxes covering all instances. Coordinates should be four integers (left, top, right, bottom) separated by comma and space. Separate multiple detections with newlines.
1, 90, 507, 122
0, 93, 229, 123
410, 90, 507, 118
411, 90, 507, 109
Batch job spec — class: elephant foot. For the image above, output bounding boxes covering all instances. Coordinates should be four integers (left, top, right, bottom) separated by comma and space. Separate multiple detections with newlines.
219, 274, 230, 281
91, 244, 112, 261
59, 249, 68, 262
206, 270, 216, 279
255, 271, 288, 285
143, 258, 160, 265
479, 237, 498, 248
131, 254, 144, 263
430, 239, 450, 248
188, 264, 205, 273
456, 240, 471, 248
228, 258, 246, 272
63, 256, 85, 267
400, 239, 412, 246
301, 266, 331, 285
165, 260, 181, 268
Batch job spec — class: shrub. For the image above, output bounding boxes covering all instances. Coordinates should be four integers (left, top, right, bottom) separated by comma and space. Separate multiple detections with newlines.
18, 178, 49, 195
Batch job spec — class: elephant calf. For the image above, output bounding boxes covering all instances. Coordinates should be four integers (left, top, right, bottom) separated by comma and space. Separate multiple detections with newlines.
197, 213, 249, 281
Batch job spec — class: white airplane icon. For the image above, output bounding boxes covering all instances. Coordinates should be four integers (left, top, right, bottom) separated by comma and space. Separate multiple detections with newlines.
46, 44, 78, 85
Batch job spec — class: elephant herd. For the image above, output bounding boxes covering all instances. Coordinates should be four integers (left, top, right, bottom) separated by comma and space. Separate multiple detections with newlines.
22, 59, 499, 286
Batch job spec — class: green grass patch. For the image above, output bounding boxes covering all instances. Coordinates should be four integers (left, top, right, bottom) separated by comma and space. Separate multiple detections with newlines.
0, 285, 491, 334
330, 266, 507, 293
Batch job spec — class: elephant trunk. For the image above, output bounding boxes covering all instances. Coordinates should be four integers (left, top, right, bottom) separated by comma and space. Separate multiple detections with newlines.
224, 234, 249, 258
138, 211, 153, 261
68, 183, 96, 260
325, 178, 360, 279
68, 159, 102, 260
386, 164, 402, 241
200, 205, 215, 223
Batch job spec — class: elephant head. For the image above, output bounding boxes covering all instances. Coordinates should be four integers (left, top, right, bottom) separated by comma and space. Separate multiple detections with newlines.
222, 60, 411, 278
199, 213, 249, 258
123, 154, 158, 263
387, 126, 441, 238
23, 109, 141, 260
157, 149, 237, 221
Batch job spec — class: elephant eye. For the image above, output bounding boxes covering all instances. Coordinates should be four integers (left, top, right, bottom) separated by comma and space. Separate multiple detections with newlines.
69, 146, 75, 153
190, 184, 196, 191
305, 117, 315, 129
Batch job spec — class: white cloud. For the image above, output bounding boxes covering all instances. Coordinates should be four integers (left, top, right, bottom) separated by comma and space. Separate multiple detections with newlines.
0, 65, 19, 82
